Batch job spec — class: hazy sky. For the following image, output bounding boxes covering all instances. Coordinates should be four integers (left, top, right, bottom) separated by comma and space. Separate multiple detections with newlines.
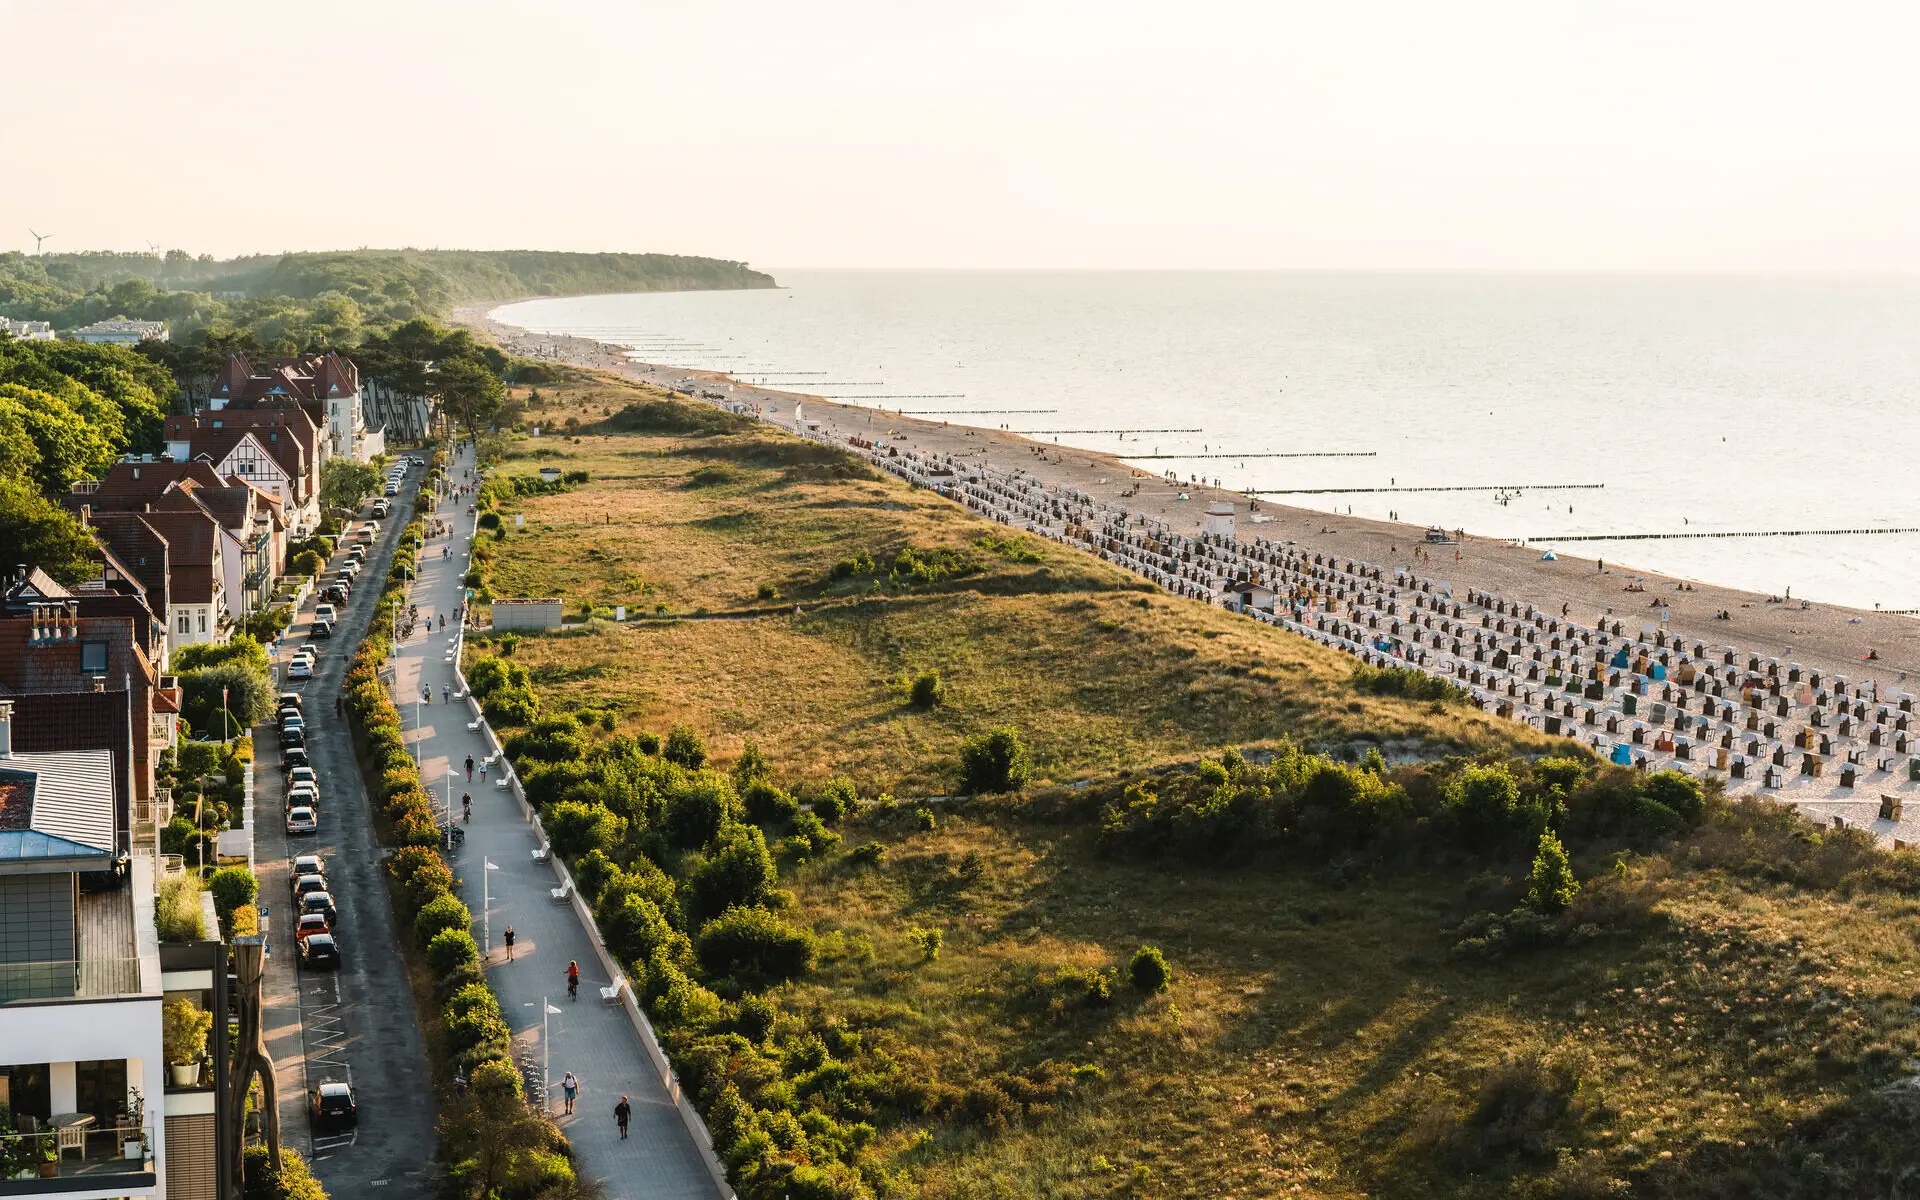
3, 1, 1916, 269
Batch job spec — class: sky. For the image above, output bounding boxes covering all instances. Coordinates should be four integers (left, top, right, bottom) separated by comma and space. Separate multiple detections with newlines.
2, 0, 1916, 270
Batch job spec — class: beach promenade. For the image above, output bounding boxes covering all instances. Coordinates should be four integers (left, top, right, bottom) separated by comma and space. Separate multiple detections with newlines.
395, 444, 722, 1200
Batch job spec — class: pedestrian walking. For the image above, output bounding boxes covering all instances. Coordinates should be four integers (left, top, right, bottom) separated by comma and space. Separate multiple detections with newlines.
614, 1096, 631, 1139
562, 1072, 578, 1115
479, 760, 488, 783
465, 754, 474, 780
503, 925, 516, 960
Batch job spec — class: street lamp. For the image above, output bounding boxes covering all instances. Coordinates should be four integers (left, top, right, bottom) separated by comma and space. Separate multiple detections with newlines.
524, 998, 563, 1113
482, 858, 500, 955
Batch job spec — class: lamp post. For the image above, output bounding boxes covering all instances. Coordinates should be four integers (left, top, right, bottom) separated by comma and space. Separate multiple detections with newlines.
482, 858, 500, 956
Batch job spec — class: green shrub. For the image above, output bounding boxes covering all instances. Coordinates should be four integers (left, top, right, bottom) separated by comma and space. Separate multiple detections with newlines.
1447, 763, 1522, 840
665, 723, 708, 769
414, 893, 472, 945
444, 1004, 509, 1053
909, 670, 945, 709
208, 865, 258, 924
849, 841, 887, 866
743, 780, 798, 825
665, 774, 736, 848
736, 994, 777, 1044
907, 926, 943, 962
1641, 770, 1704, 823
958, 726, 1032, 794
686, 823, 777, 921
427, 927, 480, 976
1128, 945, 1171, 994
290, 549, 324, 578
574, 848, 616, 903
545, 800, 627, 858
811, 777, 858, 823
697, 906, 816, 986
156, 875, 206, 942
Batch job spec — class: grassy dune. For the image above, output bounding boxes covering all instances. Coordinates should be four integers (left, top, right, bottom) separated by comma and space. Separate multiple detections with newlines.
475, 375, 1920, 1198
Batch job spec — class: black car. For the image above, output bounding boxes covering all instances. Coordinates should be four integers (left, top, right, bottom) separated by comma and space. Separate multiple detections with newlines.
312, 620, 333, 639
299, 890, 337, 925
309, 1080, 357, 1131
322, 584, 349, 605
299, 933, 342, 969
281, 745, 310, 771
279, 726, 305, 749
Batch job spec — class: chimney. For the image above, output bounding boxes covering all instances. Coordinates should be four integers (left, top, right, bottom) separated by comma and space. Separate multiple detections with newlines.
0, 699, 12, 758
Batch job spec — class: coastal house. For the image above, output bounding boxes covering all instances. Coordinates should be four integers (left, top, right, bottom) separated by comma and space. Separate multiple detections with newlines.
68, 317, 169, 345
87, 506, 227, 658
208, 352, 383, 463
162, 410, 320, 536
1, 317, 55, 340
0, 687, 238, 1199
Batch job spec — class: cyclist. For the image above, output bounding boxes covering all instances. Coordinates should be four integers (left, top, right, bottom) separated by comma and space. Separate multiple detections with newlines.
567, 960, 580, 1000
462, 792, 472, 822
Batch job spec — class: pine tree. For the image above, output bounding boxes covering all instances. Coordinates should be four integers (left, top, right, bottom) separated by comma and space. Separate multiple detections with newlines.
1526, 830, 1579, 914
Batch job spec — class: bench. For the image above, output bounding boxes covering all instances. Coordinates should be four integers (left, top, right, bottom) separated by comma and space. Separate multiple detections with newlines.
532, 842, 551, 863
550, 881, 572, 903
466, 720, 482, 732
600, 977, 626, 1005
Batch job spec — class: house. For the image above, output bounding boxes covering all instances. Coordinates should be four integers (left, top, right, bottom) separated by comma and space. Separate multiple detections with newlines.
162, 408, 321, 537
87, 507, 227, 658
0, 698, 238, 1200
209, 351, 383, 462
68, 317, 169, 345
75, 461, 286, 622
1224, 578, 1277, 615
2, 317, 55, 340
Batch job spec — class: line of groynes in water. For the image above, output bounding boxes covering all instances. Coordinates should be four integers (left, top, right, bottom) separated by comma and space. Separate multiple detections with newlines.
1127, 452, 1379, 461
1535, 527, 1920, 542
1252, 482, 1600, 494
1016, 428, 1203, 434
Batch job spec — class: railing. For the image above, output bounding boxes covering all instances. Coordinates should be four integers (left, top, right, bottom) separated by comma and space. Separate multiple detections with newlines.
0, 957, 144, 1002
160, 854, 186, 877
0, 1118, 155, 1193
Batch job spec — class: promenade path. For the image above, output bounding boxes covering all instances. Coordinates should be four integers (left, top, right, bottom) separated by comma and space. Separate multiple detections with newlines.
394, 443, 720, 1200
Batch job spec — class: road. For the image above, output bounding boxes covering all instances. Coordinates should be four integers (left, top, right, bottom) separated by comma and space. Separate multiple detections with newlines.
258, 467, 440, 1196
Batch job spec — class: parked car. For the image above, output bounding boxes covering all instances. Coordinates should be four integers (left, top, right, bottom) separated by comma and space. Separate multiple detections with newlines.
371, 500, 390, 518
298, 889, 337, 924
309, 1081, 357, 1132
286, 766, 317, 790
281, 745, 310, 771
299, 933, 342, 970
276, 705, 302, 728
312, 620, 334, 640
279, 712, 303, 732
291, 853, 325, 882
287, 656, 314, 681
345, 545, 366, 562
338, 560, 361, 578
286, 807, 318, 836
383, 483, 399, 496
322, 584, 349, 605
287, 783, 319, 811
314, 604, 337, 625
293, 912, 331, 946
279, 725, 306, 748
278, 691, 303, 713
292, 874, 328, 901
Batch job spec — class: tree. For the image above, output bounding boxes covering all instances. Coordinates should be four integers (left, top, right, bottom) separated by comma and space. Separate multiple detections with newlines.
1447, 762, 1522, 840
0, 475, 96, 585
433, 356, 505, 438
320, 459, 380, 514
180, 662, 274, 737
664, 724, 708, 770
958, 727, 1032, 794
208, 866, 259, 926
686, 823, 776, 920
696, 906, 815, 986
1525, 830, 1579, 913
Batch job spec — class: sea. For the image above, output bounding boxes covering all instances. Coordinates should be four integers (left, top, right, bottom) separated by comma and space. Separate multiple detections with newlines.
493, 272, 1920, 612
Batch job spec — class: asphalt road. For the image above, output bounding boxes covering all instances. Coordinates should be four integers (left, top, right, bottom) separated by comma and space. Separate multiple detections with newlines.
257, 469, 439, 1196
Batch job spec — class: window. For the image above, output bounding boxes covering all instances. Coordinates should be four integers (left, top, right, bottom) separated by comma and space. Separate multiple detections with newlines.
197, 611, 207, 633
80, 640, 108, 673
177, 613, 190, 634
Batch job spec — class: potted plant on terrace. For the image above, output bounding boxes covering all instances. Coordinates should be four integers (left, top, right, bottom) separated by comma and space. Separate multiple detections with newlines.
37, 1133, 56, 1179
163, 995, 213, 1087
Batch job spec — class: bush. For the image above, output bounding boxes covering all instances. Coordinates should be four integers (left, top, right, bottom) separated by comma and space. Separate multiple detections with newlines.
736, 994, 778, 1044
909, 670, 945, 709
811, 777, 858, 824
664, 723, 708, 769
574, 848, 616, 903
545, 800, 627, 858
1128, 945, 1171, 993
229, 904, 260, 937
241, 1144, 328, 1200
958, 726, 1032, 794
290, 549, 324, 578
907, 926, 942, 962
1447, 763, 1522, 840
665, 774, 736, 848
697, 906, 816, 986
414, 893, 472, 945
156, 875, 206, 942
849, 841, 887, 866
208, 865, 258, 924
743, 780, 798, 825
1641, 770, 1704, 823
687, 824, 777, 921
427, 927, 480, 976
390, 847, 454, 912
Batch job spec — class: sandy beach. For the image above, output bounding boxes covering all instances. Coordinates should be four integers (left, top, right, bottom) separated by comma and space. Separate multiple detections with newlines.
457, 303, 1920, 691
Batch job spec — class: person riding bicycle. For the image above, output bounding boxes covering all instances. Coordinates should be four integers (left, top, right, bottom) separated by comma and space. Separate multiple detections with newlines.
567, 960, 580, 999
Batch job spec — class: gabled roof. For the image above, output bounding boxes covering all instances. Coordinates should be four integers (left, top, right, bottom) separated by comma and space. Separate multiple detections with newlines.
2, 568, 74, 612
86, 514, 171, 616
86, 460, 225, 511
0, 750, 117, 861
133, 510, 218, 604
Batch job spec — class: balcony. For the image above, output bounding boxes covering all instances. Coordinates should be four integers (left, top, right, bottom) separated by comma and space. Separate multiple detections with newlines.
0, 1121, 156, 1195
0, 959, 143, 1004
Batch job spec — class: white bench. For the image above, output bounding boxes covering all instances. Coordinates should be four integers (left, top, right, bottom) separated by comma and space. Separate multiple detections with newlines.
550, 881, 572, 903
600, 977, 626, 1005
466, 720, 482, 732
532, 842, 551, 863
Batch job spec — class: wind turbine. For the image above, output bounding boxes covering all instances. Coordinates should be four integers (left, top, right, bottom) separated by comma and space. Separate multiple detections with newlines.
28, 229, 51, 255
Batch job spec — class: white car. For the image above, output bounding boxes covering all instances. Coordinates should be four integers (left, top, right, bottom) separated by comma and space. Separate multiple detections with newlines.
286, 807, 318, 835
288, 784, 319, 811
314, 604, 336, 625
288, 659, 314, 680
291, 853, 325, 882
287, 766, 317, 790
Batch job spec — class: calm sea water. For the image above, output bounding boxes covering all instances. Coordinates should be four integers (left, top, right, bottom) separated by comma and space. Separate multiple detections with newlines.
494, 272, 1920, 610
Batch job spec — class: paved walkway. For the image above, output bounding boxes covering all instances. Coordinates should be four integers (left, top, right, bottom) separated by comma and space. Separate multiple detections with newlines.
393, 443, 720, 1200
